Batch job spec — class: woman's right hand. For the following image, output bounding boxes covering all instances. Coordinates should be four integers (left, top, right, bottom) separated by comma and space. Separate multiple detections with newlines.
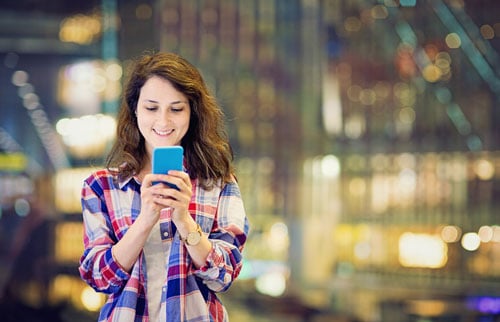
109, 173, 174, 272
138, 173, 167, 228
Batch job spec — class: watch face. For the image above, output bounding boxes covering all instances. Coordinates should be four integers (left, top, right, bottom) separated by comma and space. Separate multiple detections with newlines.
187, 231, 201, 245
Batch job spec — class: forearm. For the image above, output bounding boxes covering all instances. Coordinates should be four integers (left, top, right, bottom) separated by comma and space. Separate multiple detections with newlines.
112, 215, 154, 272
175, 217, 212, 268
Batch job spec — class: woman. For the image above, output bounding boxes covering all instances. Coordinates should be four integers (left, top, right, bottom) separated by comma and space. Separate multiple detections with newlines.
79, 52, 249, 322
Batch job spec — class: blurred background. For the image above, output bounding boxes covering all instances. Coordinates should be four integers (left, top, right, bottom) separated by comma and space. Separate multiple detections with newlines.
1, 0, 499, 321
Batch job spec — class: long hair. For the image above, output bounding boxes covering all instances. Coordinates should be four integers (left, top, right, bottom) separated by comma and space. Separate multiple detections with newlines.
106, 52, 234, 189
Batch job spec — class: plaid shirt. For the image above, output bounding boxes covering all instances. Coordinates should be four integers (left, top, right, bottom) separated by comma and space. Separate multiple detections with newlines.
79, 169, 249, 322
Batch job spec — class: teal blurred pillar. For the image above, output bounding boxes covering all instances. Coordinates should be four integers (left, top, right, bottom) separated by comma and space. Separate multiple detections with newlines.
102, 0, 119, 115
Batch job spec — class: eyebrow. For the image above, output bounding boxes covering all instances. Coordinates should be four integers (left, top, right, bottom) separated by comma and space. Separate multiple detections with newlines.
170, 100, 188, 105
142, 99, 187, 105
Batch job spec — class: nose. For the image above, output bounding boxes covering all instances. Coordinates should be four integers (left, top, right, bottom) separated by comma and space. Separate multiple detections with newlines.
157, 106, 171, 125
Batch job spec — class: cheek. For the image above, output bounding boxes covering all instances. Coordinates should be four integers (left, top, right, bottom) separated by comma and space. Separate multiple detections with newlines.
182, 118, 191, 133
184, 111, 191, 127
136, 116, 148, 135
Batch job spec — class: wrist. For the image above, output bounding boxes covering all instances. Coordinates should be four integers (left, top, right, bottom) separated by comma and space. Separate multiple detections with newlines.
135, 212, 157, 232
174, 212, 196, 231
179, 223, 202, 246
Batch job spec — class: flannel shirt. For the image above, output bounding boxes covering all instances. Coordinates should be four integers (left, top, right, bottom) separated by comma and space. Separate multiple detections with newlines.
78, 169, 249, 322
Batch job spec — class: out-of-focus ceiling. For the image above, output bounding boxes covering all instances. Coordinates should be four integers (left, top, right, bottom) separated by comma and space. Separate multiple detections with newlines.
0, 0, 102, 55
0, 0, 100, 15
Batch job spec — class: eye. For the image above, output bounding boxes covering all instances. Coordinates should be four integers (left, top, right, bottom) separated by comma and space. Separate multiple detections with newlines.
145, 106, 158, 111
171, 105, 185, 112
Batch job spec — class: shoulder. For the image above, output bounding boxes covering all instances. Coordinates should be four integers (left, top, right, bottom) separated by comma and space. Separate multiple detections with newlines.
83, 168, 123, 191
221, 179, 242, 197
215, 176, 241, 197
85, 168, 116, 183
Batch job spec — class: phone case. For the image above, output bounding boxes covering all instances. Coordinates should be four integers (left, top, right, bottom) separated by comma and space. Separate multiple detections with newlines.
151, 146, 184, 188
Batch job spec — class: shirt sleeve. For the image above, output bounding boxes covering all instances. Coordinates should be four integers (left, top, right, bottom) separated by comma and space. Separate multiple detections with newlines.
78, 173, 131, 294
193, 180, 250, 292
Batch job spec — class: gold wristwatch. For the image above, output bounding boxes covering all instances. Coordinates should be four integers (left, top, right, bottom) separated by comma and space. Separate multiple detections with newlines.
180, 224, 202, 246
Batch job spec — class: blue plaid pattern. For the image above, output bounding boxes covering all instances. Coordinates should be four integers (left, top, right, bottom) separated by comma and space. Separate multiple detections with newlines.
79, 169, 249, 321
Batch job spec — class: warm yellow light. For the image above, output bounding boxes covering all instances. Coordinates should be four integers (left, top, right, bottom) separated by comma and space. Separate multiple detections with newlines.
445, 33, 461, 49
347, 85, 362, 102
255, 271, 287, 297
370, 154, 390, 171
474, 159, 495, 180
349, 177, 366, 197
371, 5, 388, 19
435, 52, 451, 67
58, 60, 123, 114
407, 300, 446, 317
135, 4, 153, 20
478, 226, 493, 242
321, 155, 340, 178
346, 154, 367, 171
461, 232, 481, 251
11, 70, 29, 86
399, 232, 448, 268
54, 167, 96, 213
54, 222, 84, 262
344, 16, 362, 32
354, 241, 371, 260
441, 225, 461, 243
0, 152, 28, 172
59, 14, 101, 45
359, 89, 376, 105
371, 174, 390, 213
480, 24, 495, 40
322, 74, 343, 135
492, 226, 500, 242
50, 274, 104, 311
398, 107, 416, 124
344, 114, 366, 139
422, 64, 442, 82
56, 114, 117, 158
267, 222, 289, 253
81, 286, 105, 311
105, 62, 123, 81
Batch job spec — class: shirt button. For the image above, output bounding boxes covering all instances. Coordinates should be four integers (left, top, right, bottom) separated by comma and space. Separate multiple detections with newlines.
163, 231, 169, 237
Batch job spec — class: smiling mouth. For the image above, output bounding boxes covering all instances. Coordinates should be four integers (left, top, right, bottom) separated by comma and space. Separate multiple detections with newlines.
154, 129, 174, 136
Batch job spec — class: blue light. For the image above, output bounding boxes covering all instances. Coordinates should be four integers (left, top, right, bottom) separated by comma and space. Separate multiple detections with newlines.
446, 103, 471, 136
395, 22, 417, 47
400, 0, 417, 7
435, 87, 452, 104
466, 135, 483, 151
467, 296, 500, 314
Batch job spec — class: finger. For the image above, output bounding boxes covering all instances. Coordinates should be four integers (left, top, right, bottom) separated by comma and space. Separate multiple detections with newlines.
151, 174, 182, 192
153, 196, 178, 209
167, 170, 191, 184
142, 173, 160, 188
167, 169, 186, 177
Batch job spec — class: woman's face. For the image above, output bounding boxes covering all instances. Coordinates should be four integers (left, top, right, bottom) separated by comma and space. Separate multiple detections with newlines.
136, 76, 191, 158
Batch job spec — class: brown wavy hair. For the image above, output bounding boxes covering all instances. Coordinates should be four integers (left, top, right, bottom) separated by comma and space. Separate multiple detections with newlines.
106, 52, 234, 189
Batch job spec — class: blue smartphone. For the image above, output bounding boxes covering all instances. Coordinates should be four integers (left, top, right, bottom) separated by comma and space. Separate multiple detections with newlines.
151, 146, 184, 189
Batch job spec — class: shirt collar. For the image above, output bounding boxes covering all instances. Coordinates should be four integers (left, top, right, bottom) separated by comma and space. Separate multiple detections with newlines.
117, 174, 141, 190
